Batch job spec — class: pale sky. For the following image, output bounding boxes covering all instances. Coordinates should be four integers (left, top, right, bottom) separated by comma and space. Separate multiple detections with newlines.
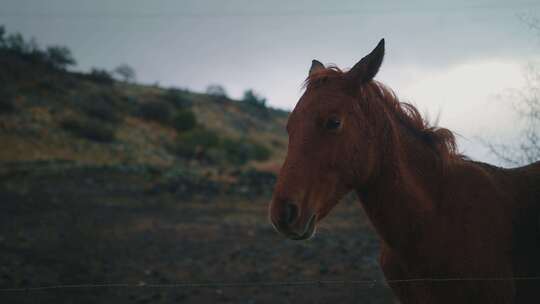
2, 0, 540, 164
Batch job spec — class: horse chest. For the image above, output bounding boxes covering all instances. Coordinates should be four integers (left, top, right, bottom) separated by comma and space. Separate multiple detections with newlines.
409, 217, 512, 274
380, 245, 515, 304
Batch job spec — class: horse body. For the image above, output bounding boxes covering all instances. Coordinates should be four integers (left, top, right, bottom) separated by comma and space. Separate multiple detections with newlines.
365, 141, 540, 303
363, 127, 540, 303
269, 39, 540, 303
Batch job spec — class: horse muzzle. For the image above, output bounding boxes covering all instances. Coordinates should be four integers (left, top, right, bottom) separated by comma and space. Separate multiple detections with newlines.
271, 212, 317, 240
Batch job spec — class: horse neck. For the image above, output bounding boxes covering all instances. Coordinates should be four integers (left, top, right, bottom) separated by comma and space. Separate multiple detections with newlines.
355, 114, 444, 252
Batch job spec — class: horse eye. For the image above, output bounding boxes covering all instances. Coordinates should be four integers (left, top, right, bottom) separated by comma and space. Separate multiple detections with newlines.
325, 117, 341, 130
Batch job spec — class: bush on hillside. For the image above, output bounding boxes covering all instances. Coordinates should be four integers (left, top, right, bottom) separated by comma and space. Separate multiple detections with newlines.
164, 88, 192, 108
206, 84, 228, 100
242, 89, 267, 108
33, 78, 67, 95
0, 26, 76, 70
137, 100, 196, 131
172, 109, 197, 132
86, 68, 114, 85
220, 138, 271, 165
79, 94, 119, 123
241, 89, 270, 119
61, 117, 116, 142
46, 46, 76, 70
174, 128, 220, 159
173, 128, 271, 165
3, 32, 29, 54
0, 26, 5, 46
0, 99, 16, 114
179, 128, 220, 149
247, 141, 272, 161
0, 89, 16, 114
137, 102, 172, 124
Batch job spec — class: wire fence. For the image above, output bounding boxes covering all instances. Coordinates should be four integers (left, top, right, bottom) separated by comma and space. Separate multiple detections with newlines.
4, 276, 540, 292
2, 2, 540, 20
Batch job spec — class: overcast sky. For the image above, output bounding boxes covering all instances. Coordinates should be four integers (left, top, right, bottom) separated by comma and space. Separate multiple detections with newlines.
2, 0, 540, 164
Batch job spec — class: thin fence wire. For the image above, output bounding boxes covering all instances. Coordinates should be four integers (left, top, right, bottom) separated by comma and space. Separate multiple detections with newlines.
3, 276, 540, 292
1, 2, 540, 19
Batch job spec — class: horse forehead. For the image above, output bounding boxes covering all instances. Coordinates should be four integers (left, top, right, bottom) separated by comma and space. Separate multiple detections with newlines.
288, 102, 331, 130
297, 89, 347, 112
289, 98, 319, 123
288, 85, 350, 129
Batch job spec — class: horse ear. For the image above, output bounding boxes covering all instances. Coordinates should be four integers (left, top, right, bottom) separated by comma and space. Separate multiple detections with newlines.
348, 39, 385, 83
309, 59, 325, 76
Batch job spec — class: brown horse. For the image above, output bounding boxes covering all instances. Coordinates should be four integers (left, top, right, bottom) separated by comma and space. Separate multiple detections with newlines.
269, 39, 540, 303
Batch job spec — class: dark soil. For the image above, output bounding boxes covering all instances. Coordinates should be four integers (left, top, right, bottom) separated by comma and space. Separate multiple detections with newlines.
0, 161, 395, 304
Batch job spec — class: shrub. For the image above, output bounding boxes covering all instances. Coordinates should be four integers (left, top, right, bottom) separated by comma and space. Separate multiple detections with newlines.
180, 128, 220, 148
174, 128, 220, 158
33, 78, 66, 95
233, 169, 277, 197
137, 102, 171, 124
80, 94, 119, 123
86, 68, 114, 85
61, 118, 115, 142
0, 25, 5, 46
4, 33, 26, 53
122, 95, 138, 104
0, 31, 46, 64
164, 88, 191, 107
173, 128, 271, 164
221, 139, 271, 165
24, 38, 47, 64
46, 46, 76, 69
171, 109, 197, 132
0, 27, 76, 69
0, 89, 16, 114
220, 139, 249, 165
0, 98, 16, 114
242, 89, 267, 107
248, 141, 271, 161
206, 84, 228, 100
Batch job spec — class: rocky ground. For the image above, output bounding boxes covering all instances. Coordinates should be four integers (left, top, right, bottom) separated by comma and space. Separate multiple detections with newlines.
0, 161, 395, 304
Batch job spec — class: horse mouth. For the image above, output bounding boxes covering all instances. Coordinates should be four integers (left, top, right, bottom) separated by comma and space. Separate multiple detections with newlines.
282, 214, 317, 241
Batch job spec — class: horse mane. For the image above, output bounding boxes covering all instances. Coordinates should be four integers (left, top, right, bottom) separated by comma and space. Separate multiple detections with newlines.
305, 66, 460, 166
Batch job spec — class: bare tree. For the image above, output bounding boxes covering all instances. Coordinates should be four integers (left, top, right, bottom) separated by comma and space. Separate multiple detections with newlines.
114, 64, 136, 83
205, 84, 228, 99
485, 15, 540, 166
486, 62, 540, 166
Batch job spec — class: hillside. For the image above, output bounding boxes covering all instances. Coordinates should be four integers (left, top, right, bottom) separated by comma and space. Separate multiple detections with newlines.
0, 48, 288, 169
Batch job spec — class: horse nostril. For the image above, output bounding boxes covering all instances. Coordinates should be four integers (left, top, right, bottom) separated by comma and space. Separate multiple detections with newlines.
282, 202, 298, 225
